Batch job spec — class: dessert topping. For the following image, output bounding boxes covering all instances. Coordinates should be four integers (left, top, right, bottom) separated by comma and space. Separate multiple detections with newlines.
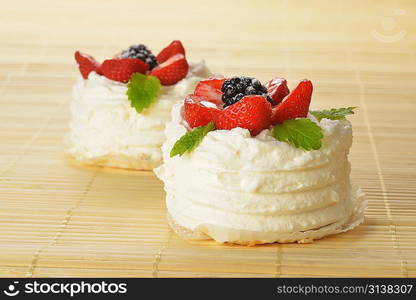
156, 40, 186, 64
221, 76, 272, 107
150, 54, 189, 85
264, 77, 290, 105
174, 76, 357, 155
100, 58, 149, 83
214, 95, 272, 136
271, 80, 313, 125
271, 118, 323, 150
184, 95, 221, 128
120, 44, 158, 70
74, 51, 101, 79
194, 78, 225, 105
310, 107, 357, 121
74, 40, 189, 85
170, 122, 215, 157
126, 73, 161, 113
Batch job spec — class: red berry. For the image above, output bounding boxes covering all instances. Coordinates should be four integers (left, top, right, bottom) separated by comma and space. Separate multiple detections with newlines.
271, 80, 313, 125
184, 95, 221, 128
194, 77, 226, 105
156, 40, 186, 64
150, 54, 189, 85
214, 96, 272, 136
74, 51, 101, 79
100, 58, 149, 83
264, 77, 290, 105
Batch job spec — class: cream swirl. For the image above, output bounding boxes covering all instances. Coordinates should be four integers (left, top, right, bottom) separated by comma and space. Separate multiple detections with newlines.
67, 61, 212, 169
155, 103, 364, 243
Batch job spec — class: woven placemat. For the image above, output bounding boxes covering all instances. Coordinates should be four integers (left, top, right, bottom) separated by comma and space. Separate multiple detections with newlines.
0, 0, 415, 277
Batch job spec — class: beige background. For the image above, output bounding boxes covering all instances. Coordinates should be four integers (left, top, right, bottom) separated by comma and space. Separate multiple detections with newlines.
0, 0, 415, 277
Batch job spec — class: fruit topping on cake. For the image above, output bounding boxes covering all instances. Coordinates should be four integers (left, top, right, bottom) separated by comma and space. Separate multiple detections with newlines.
213, 95, 271, 136
271, 79, 312, 124
182, 76, 310, 134
100, 58, 149, 83
156, 40, 186, 64
119, 44, 158, 70
193, 78, 225, 105
183, 95, 220, 128
171, 76, 357, 157
74, 40, 189, 85
264, 77, 290, 105
74, 51, 102, 79
149, 54, 189, 85
221, 76, 272, 107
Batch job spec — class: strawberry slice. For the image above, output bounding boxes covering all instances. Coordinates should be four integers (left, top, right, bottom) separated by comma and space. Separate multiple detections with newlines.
214, 95, 271, 136
264, 77, 290, 105
194, 77, 226, 105
100, 58, 148, 83
74, 51, 101, 79
184, 95, 221, 128
156, 40, 186, 64
150, 54, 189, 85
271, 80, 313, 125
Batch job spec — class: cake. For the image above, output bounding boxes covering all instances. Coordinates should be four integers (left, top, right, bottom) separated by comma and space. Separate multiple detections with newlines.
68, 41, 211, 170
155, 76, 366, 245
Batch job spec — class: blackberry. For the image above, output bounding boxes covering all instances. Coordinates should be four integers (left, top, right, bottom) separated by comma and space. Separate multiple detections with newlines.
221, 76, 272, 107
120, 44, 158, 69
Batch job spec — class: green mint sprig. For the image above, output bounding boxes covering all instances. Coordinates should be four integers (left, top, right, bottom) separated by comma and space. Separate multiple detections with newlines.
310, 107, 357, 121
126, 73, 161, 114
271, 118, 323, 151
170, 122, 215, 157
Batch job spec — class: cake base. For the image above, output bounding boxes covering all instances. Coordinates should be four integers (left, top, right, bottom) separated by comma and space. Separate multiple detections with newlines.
65, 154, 160, 171
167, 185, 366, 245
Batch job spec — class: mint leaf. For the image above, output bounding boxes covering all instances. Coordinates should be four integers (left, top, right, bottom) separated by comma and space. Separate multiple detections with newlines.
271, 118, 323, 151
170, 122, 215, 157
310, 107, 357, 121
126, 73, 161, 113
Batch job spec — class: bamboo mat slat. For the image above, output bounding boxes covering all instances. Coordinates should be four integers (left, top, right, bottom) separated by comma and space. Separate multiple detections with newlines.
1, 0, 416, 277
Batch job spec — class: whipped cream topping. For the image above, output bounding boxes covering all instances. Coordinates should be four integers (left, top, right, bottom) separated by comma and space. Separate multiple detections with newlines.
67, 61, 212, 169
155, 103, 359, 239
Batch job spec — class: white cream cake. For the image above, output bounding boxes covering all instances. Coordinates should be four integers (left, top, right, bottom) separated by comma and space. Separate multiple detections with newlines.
68, 62, 211, 170
155, 76, 366, 244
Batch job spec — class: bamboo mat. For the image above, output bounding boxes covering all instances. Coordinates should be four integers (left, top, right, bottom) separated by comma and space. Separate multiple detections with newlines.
1, 0, 415, 277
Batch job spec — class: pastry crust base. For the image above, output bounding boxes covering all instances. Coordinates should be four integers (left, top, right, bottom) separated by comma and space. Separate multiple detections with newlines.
167, 185, 366, 245
66, 154, 160, 171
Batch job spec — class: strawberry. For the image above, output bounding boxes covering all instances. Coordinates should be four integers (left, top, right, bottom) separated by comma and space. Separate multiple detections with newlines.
264, 77, 290, 105
100, 58, 149, 83
74, 51, 101, 79
214, 96, 272, 136
150, 54, 189, 85
184, 95, 220, 128
271, 80, 313, 125
156, 40, 185, 64
194, 77, 226, 105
